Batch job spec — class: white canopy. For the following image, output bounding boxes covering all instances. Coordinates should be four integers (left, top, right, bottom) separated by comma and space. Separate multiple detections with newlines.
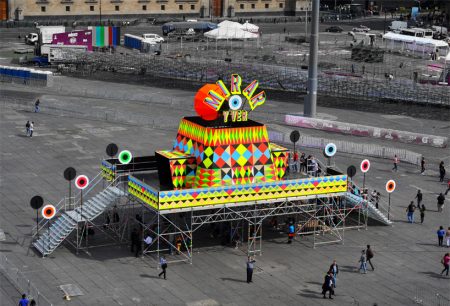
383, 32, 449, 47
242, 21, 259, 33
217, 20, 243, 29
204, 27, 259, 40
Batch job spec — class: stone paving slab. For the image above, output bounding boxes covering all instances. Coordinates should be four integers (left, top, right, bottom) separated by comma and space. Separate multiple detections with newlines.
1, 90, 450, 306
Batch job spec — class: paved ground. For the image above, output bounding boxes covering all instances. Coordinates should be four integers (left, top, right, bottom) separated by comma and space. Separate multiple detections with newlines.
1, 75, 450, 306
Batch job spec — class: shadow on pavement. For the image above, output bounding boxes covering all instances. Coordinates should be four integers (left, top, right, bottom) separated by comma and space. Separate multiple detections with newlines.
220, 277, 247, 283
140, 274, 161, 279
419, 271, 448, 279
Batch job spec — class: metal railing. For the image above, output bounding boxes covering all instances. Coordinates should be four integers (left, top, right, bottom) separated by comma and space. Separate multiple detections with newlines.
0, 254, 53, 306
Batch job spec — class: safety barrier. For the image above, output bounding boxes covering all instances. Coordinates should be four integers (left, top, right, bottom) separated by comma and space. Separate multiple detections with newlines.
0, 65, 53, 87
0, 254, 53, 306
268, 128, 422, 165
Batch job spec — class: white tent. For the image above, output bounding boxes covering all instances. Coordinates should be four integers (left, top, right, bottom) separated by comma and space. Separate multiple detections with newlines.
204, 27, 259, 40
217, 20, 243, 30
242, 21, 259, 33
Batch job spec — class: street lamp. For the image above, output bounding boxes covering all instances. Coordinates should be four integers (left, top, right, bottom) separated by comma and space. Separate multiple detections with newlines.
99, 0, 102, 25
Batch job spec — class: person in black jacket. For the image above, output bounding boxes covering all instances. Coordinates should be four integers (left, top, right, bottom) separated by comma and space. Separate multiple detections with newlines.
329, 260, 339, 288
322, 271, 334, 299
437, 193, 445, 212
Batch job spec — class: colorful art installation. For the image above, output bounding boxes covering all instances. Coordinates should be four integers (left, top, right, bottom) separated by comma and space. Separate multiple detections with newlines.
90, 26, 120, 48
104, 74, 348, 211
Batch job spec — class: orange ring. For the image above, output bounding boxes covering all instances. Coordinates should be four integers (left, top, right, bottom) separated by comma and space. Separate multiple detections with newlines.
385, 180, 396, 193
42, 204, 56, 219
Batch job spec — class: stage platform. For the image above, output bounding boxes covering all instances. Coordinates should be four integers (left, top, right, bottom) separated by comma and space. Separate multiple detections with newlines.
128, 171, 348, 213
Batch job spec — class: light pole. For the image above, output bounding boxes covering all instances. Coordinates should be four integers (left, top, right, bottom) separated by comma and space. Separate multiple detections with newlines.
304, 0, 319, 118
99, 0, 102, 25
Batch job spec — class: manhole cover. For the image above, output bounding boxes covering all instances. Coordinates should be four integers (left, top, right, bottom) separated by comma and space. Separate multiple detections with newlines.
59, 284, 84, 297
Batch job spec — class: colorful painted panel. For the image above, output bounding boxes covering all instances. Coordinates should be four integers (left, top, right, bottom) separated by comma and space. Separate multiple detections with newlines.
128, 176, 159, 210
101, 160, 115, 181
129, 175, 348, 211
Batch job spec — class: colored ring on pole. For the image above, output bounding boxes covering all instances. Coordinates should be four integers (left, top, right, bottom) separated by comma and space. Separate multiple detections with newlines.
385, 180, 396, 193
118, 150, 132, 165
75, 175, 89, 190
360, 159, 370, 173
324, 143, 337, 157
42, 204, 56, 219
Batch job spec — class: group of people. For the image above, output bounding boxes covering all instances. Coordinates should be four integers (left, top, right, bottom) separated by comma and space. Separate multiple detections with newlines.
289, 151, 321, 177
18, 294, 36, 306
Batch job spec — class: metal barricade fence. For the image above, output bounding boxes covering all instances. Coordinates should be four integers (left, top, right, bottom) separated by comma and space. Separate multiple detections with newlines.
0, 254, 53, 306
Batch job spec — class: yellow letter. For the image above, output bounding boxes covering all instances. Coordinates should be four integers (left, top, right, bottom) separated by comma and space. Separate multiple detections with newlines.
216, 80, 231, 98
242, 80, 259, 100
223, 111, 229, 123
230, 74, 242, 94
248, 91, 266, 110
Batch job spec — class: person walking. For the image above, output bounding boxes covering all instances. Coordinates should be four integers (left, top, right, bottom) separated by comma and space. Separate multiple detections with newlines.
439, 161, 446, 183
437, 193, 445, 212
300, 153, 306, 173
329, 260, 339, 288
130, 228, 138, 255
415, 190, 423, 207
419, 204, 426, 224
25, 120, 30, 137
392, 155, 399, 172
446, 227, 450, 248
18, 294, 29, 306
158, 256, 167, 279
406, 201, 416, 223
34, 99, 40, 113
438, 226, 446, 247
29, 121, 34, 137
441, 253, 450, 277
246, 256, 256, 283
359, 250, 367, 274
445, 179, 450, 195
287, 222, 295, 244
322, 270, 334, 299
420, 157, 425, 174
366, 245, 375, 271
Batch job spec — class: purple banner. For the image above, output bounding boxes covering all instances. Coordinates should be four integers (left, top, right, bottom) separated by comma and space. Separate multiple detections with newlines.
51, 30, 93, 51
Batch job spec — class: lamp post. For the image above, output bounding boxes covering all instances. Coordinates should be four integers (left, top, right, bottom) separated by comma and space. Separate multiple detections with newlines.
99, 0, 102, 25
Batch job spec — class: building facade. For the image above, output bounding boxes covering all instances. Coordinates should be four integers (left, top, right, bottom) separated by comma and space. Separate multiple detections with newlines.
4, 0, 311, 20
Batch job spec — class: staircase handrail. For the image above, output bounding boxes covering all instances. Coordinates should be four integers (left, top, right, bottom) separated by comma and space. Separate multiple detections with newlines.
31, 171, 122, 238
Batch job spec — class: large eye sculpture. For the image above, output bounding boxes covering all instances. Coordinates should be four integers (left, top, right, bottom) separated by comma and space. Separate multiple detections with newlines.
228, 95, 243, 110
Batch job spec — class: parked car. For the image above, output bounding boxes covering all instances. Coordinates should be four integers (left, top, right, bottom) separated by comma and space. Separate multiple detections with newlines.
325, 26, 343, 33
352, 25, 370, 32
142, 33, 164, 43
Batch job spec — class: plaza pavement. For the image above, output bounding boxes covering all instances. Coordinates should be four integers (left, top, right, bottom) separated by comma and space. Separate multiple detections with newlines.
0, 78, 450, 306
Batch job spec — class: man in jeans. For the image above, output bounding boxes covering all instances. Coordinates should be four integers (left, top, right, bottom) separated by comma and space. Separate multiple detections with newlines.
406, 201, 416, 223
246, 256, 256, 283
392, 155, 399, 172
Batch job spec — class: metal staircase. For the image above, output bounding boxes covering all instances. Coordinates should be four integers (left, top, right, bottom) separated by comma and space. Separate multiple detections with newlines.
345, 192, 393, 225
33, 186, 126, 256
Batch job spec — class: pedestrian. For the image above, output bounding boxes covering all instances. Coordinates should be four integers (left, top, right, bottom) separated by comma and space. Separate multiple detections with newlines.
29, 121, 34, 137
420, 157, 425, 174
25, 120, 30, 136
415, 190, 423, 207
329, 260, 339, 288
445, 180, 450, 195
446, 227, 450, 248
312, 157, 319, 177
30, 300, 36, 306
419, 204, 425, 224
437, 193, 445, 212
130, 228, 139, 255
18, 294, 29, 306
158, 256, 167, 279
283, 27, 286, 33
287, 222, 295, 244
366, 245, 375, 271
293, 151, 299, 173
34, 99, 40, 112
392, 155, 399, 172
300, 153, 306, 173
439, 161, 446, 182
246, 256, 256, 283
359, 250, 367, 273
406, 201, 416, 223
322, 270, 334, 299
441, 253, 450, 276
438, 226, 446, 246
